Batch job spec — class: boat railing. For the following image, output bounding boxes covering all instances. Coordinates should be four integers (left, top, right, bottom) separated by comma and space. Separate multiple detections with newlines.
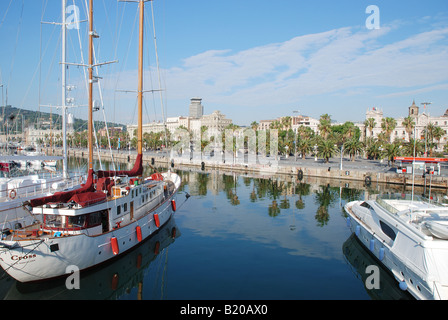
376, 197, 399, 214
377, 193, 448, 218
0, 174, 84, 203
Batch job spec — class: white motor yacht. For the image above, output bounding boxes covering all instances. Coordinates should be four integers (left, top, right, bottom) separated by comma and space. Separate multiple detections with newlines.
345, 193, 448, 300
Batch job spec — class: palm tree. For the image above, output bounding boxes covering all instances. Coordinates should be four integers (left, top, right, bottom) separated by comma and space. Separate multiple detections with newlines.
402, 138, 424, 157
344, 138, 364, 161
402, 116, 415, 141
297, 139, 311, 159
433, 126, 445, 152
383, 142, 402, 165
269, 120, 282, 130
364, 117, 376, 139
381, 117, 397, 142
317, 139, 337, 163
250, 121, 259, 131
423, 123, 437, 155
318, 114, 332, 139
365, 138, 382, 160
281, 116, 292, 130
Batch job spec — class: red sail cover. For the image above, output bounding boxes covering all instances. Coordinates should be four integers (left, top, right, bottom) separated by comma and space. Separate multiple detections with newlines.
68, 191, 106, 207
96, 153, 143, 178
29, 169, 95, 207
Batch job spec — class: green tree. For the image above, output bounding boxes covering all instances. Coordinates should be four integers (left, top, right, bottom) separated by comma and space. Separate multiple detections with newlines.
344, 137, 364, 161
364, 117, 376, 139
318, 114, 332, 139
402, 116, 415, 141
381, 117, 397, 142
317, 139, 337, 163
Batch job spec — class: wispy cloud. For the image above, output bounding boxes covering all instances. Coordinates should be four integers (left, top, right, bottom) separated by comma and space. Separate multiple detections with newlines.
161, 23, 448, 112
106, 20, 448, 124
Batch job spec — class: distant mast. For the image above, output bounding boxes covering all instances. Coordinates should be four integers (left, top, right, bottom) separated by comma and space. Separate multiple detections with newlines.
61, 0, 68, 178
137, 0, 144, 159
88, 0, 94, 170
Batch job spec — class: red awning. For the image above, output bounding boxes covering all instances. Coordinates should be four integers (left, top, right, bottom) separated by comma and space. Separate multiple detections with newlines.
69, 191, 107, 207
29, 169, 95, 207
394, 157, 448, 163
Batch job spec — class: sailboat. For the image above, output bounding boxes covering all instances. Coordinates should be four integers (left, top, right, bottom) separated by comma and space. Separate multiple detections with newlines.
0, 0, 181, 283
0, 0, 84, 233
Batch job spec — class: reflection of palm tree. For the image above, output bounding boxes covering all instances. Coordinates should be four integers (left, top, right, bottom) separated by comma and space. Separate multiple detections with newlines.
280, 198, 290, 210
295, 182, 310, 210
197, 172, 209, 196
228, 189, 240, 205
268, 200, 280, 217
314, 185, 337, 227
315, 206, 330, 227
295, 199, 305, 209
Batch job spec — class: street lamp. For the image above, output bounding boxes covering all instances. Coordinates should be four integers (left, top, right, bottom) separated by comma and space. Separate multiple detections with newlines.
340, 144, 344, 170
293, 110, 300, 161
421, 102, 432, 156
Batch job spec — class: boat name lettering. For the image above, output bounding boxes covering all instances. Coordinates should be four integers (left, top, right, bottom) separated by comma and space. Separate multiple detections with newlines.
11, 254, 37, 261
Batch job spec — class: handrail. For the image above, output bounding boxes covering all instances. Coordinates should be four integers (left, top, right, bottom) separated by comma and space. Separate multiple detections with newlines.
0, 175, 84, 202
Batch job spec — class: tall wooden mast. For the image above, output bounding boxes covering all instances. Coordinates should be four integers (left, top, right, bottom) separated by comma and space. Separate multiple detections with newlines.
137, 0, 144, 156
88, 0, 94, 170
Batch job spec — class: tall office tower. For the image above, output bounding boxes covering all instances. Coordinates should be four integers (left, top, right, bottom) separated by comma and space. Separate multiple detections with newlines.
189, 98, 204, 118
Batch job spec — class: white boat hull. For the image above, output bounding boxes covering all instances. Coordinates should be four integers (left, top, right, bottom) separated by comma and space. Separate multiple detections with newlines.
345, 200, 448, 300
0, 185, 177, 283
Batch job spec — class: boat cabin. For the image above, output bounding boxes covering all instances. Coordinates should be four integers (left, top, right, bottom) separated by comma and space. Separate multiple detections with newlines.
28, 176, 165, 238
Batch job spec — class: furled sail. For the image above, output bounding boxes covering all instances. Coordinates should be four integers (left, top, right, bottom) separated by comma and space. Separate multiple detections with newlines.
29, 169, 95, 207
96, 153, 143, 178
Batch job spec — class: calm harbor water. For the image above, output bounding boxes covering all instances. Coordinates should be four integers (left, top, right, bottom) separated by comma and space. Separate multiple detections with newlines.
0, 158, 426, 300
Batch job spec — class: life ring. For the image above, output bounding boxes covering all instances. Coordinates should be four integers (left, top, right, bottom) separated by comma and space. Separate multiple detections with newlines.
297, 169, 303, 181
9, 189, 17, 199
364, 175, 372, 186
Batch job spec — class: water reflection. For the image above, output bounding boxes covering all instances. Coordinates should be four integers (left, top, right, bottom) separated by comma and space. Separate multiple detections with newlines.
3, 156, 445, 299
343, 234, 414, 300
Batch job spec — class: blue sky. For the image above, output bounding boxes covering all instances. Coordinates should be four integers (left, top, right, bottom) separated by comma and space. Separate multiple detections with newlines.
1, 0, 448, 127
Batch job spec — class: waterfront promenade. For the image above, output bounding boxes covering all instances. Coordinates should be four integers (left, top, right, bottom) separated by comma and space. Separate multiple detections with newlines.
44, 147, 448, 190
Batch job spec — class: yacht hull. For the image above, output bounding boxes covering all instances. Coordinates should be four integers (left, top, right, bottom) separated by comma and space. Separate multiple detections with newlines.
0, 185, 177, 283
345, 199, 448, 300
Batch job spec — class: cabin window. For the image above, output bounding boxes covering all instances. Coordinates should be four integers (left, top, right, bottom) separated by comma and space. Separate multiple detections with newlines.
45, 215, 63, 228
380, 220, 396, 240
124, 203, 127, 212
64, 211, 105, 230
87, 210, 104, 228
360, 202, 372, 209
117, 205, 121, 215
67, 215, 87, 228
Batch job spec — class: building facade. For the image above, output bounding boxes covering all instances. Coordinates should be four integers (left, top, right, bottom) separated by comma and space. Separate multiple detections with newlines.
358, 100, 448, 151
127, 99, 233, 142
189, 97, 204, 119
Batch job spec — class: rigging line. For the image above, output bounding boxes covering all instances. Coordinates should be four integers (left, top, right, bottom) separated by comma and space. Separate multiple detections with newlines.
38, 0, 49, 125
0, 0, 14, 30
143, 10, 158, 125
150, 1, 168, 151
22, 16, 60, 112
7, 0, 24, 91
114, 4, 139, 91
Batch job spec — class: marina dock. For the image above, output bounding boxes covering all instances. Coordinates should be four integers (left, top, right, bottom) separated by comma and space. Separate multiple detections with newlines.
47, 147, 448, 190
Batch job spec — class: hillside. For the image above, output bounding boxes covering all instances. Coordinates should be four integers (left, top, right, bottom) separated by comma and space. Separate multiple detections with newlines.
0, 105, 126, 134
